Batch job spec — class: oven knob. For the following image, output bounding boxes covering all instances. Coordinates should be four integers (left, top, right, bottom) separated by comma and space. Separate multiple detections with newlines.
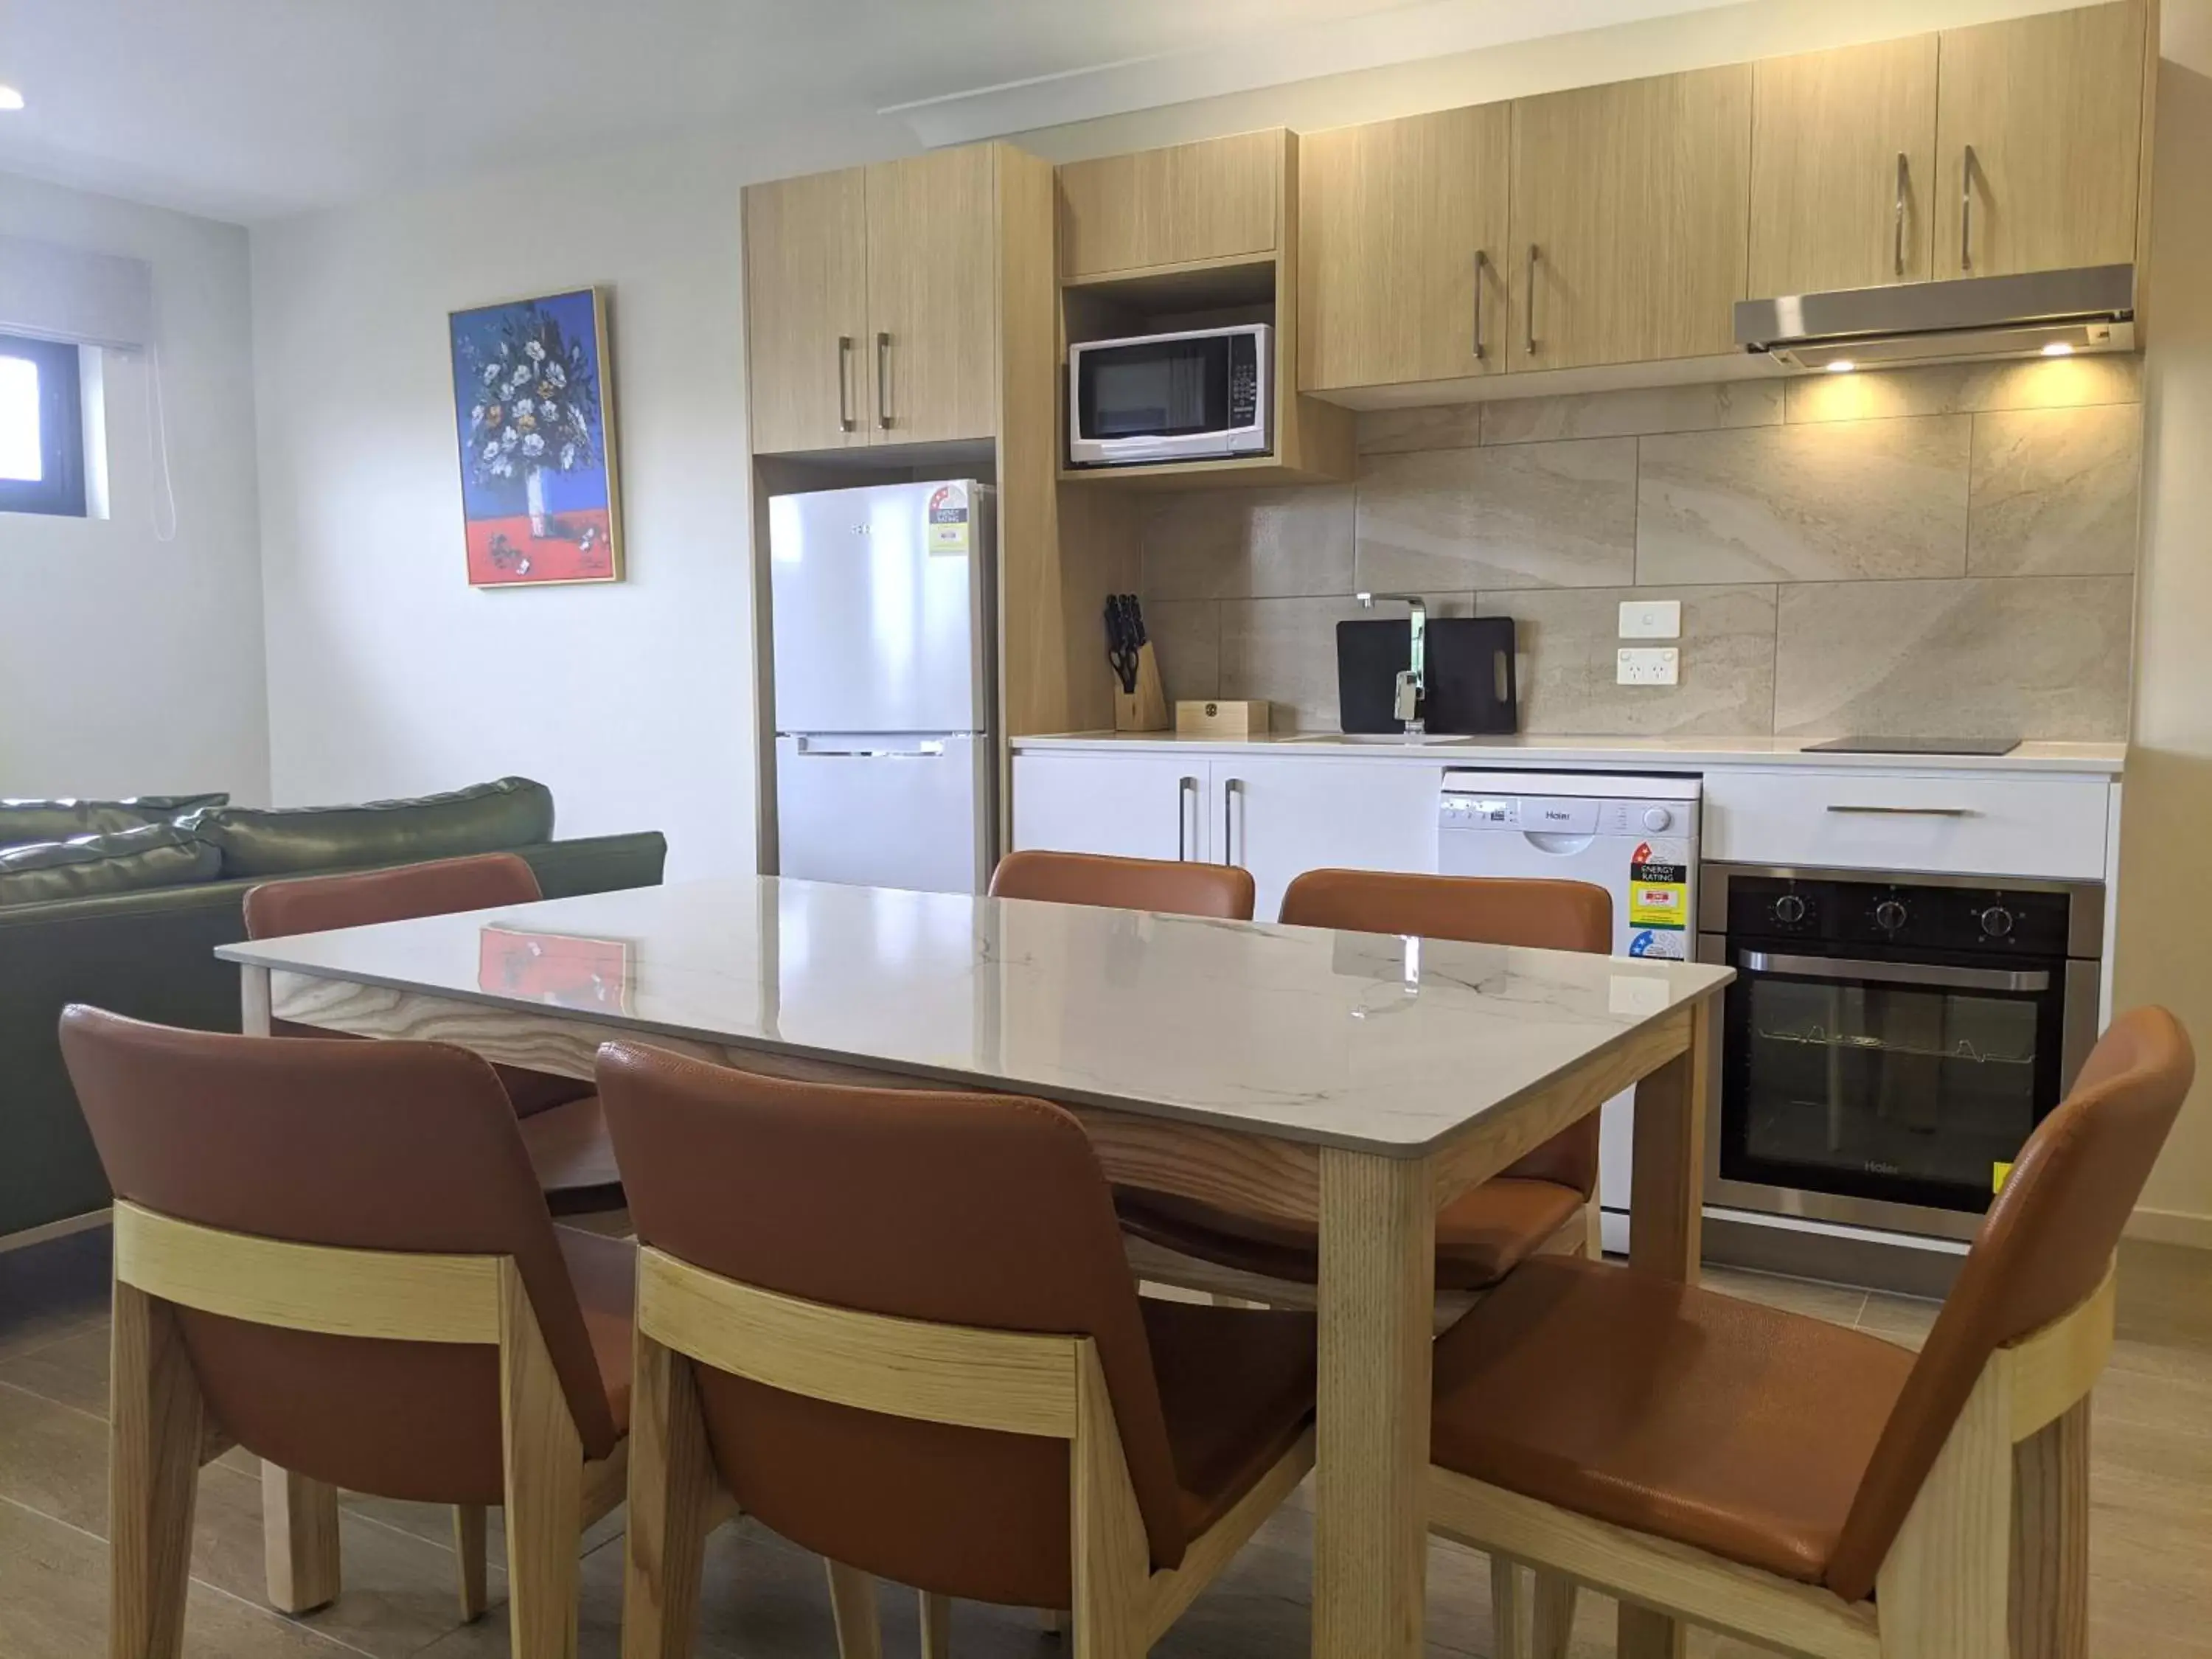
1874, 898, 1910, 932
1772, 894, 1808, 926
1980, 905, 2015, 939
1641, 807, 1672, 832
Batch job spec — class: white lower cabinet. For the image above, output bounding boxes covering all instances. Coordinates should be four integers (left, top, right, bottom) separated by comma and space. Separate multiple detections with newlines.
1011, 751, 1444, 919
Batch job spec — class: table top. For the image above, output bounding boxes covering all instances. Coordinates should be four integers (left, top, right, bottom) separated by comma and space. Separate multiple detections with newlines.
219, 876, 1732, 1156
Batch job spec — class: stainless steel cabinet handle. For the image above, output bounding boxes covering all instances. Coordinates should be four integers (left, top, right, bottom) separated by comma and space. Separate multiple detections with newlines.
1222, 776, 1244, 867
836, 335, 855, 433
1178, 776, 1197, 861
1739, 950, 2050, 995
875, 331, 892, 430
1523, 244, 1540, 357
1893, 153, 1908, 277
1824, 804, 1979, 818
1960, 145, 1977, 273
1472, 249, 1489, 361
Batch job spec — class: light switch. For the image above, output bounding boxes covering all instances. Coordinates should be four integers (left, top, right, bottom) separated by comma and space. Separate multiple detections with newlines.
1620, 599, 1681, 639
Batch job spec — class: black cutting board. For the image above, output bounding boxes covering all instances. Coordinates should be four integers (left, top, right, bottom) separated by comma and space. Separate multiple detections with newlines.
1337, 616, 1517, 735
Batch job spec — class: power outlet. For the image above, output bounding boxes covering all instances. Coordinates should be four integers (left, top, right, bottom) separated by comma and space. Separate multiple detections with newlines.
1619, 599, 1682, 639
1617, 647, 1680, 687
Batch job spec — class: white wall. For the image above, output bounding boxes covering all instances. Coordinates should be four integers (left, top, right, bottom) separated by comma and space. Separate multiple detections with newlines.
0, 173, 268, 804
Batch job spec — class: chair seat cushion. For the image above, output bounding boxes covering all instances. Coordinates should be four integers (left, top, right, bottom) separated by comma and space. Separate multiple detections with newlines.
1119, 1177, 1587, 1292
1140, 1298, 1317, 1538
520, 1094, 626, 1214
555, 1225, 638, 1436
1429, 1255, 1915, 1587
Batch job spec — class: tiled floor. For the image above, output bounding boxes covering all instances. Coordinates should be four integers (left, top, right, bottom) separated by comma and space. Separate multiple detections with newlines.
3, 1226, 2208, 1658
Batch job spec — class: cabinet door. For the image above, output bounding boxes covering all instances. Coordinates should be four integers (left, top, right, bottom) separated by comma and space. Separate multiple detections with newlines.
1507, 66, 1753, 372
1749, 36, 1938, 296
1935, 1, 2147, 280
1058, 131, 1281, 279
1012, 753, 1207, 864
1214, 759, 1442, 924
1298, 106, 1512, 392
865, 147, 999, 445
743, 168, 869, 453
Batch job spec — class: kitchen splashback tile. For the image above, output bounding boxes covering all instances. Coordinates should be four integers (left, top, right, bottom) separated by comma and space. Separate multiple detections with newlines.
1139, 599, 1221, 704
1356, 405, 1484, 454
1479, 381, 1783, 446
1355, 439, 1638, 591
1968, 403, 2143, 577
1138, 484, 1354, 602
1785, 355, 2142, 424
1477, 585, 1778, 735
1638, 417, 1969, 583
1773, 576, 2134, 741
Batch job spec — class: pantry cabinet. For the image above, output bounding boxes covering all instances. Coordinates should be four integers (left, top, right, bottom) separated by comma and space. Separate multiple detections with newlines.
1749, 36, 1939, 296
1506, 65, 1753, 372
1933, 1, 2149, 281
1298, 105, 1512, 392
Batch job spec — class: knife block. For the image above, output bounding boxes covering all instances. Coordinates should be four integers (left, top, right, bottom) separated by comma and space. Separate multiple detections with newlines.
1113, 642, 1170, 731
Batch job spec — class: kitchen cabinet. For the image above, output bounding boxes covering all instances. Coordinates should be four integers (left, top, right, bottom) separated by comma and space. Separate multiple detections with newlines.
1011, 751, 1209, 864
1749, 37, 1939, 297
1298, 105, 1512, 392
1934, 1, 2148, 281
743, 167, 870, 453
1506, 65, 1753, 372
744, 145, 1003, 453
1057, 131, 1282, 280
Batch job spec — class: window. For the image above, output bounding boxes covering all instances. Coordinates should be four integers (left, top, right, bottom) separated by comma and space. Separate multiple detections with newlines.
0, 333, 86, 518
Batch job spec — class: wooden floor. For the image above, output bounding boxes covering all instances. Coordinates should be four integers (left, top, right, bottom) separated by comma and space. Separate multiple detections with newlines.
2, 1225, 2207, 1658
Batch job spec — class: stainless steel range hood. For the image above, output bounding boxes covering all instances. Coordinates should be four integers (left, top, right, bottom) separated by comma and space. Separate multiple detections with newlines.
1736, 264, 2135, 372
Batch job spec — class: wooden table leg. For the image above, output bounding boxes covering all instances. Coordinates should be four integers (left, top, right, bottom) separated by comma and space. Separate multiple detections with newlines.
1619, 999, 1714, 1656
1312, 1147, 1436, 1659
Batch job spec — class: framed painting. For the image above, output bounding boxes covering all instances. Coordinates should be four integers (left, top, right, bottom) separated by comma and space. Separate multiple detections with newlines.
448, 286, 624, 586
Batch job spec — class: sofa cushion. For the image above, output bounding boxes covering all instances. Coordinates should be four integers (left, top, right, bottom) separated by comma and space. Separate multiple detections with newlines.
0, 794, 229, 850
184, 778, 556, 878
0, 824, 223, 906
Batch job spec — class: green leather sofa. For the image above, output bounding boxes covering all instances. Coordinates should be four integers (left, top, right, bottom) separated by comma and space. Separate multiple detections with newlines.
0, 779, 667, 1242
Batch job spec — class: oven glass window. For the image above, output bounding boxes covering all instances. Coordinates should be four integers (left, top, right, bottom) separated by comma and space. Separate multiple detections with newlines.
1080, 338, 1228, 437
1740, 977, 2042, 1200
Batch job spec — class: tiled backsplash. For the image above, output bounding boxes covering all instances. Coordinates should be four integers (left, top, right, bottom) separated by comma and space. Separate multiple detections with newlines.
1138, 358, 2142, 740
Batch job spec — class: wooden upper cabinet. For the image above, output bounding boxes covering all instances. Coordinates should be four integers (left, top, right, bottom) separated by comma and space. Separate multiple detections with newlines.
1507, 66, 1753, 373
866, 147, 999, 444
1059, 131, 1281, 279
1935, 1, 2147, 281
744, 167, 870, 453
1749, 37, 1938, 296
1298, 105, 1512, 392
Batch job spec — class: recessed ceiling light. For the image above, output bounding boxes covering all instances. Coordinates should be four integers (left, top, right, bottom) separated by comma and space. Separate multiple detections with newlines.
1823, 360, 1857, 374
0, 86, 24, 113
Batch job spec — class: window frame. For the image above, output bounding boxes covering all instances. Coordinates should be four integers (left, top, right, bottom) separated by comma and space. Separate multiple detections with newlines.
0, 332, 87, 518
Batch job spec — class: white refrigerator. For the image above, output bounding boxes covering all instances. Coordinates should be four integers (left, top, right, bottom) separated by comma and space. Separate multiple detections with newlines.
769, 480, 995, 894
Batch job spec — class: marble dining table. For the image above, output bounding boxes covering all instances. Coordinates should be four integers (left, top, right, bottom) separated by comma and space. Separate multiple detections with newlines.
218, 874, 1733, 1659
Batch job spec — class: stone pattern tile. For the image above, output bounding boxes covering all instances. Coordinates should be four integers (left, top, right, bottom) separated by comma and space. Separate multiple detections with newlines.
1219, 596, 1385, 732
1139, 598, 1220, 706
1137, 485, 1353, 601
1969, 403, 2143, 576
1480, 380, 1784, 445
1784, 353, 2143, 423
1354, 439, 1638, 592
1354, 404, 1482, 455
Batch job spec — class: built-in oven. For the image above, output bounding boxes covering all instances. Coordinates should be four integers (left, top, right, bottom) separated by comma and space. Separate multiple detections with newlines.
1699, 863, 2103, 1242
1066, 324, 1271, 467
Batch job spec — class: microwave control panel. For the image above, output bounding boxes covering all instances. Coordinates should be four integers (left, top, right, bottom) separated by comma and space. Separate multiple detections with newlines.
1229, 335, 1260, 428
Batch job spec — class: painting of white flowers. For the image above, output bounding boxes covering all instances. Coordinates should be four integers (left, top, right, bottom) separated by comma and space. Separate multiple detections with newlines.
448, 287, 623, 586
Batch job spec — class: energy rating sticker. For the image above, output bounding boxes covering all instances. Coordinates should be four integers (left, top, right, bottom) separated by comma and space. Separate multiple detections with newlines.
1628, 838, 1688, 931
927, 481, 971, 555
1992, 1160, 2014, 1194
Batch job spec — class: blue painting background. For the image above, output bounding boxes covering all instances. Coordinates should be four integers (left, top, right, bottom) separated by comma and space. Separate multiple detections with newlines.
449, 288, 609, 519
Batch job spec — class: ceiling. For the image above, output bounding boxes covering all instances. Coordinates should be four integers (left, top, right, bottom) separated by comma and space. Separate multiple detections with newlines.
0, 0, 1744, 223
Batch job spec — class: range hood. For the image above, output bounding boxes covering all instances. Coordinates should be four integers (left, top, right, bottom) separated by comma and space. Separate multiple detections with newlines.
1736, 264, 2135, 372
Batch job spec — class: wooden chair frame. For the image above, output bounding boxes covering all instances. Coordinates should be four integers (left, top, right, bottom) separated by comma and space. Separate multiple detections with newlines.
107, 1199, 627, 1659
621, 1245, 1316, 1659
1440, 1262, 2117, 1659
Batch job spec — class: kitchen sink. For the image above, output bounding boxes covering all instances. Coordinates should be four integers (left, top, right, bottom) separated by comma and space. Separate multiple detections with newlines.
1281, 733, 1478, 745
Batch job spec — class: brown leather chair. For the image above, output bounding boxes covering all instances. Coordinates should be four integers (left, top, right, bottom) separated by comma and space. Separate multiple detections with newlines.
594, 1041, 1318, 1659
59, 1005, 636, 1658
244, 852, 622, 1214
1118, 869, 1615, 1298
989, 848, 1256, 920
1430, 1006, 2194, 1659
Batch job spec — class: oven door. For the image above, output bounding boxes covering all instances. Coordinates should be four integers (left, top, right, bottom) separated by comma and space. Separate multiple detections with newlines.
1714, 942, 2068, 1235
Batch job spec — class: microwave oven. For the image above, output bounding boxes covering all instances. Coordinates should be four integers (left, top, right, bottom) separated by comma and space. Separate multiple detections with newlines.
1067, 324, 1272, 467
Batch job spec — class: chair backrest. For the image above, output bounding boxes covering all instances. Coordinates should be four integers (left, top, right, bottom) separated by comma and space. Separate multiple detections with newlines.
1825, 1006, 2193, 1601
58, 1005, 619, 1504
990, 849, 1255, 921
595, 1040, 1187, 1610
1279, 869, 1614, 1192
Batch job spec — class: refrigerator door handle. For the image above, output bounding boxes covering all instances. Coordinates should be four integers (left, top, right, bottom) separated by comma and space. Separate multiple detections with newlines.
790, 735, 950, 759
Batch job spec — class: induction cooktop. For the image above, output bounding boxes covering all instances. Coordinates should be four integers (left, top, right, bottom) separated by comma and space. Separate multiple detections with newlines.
1801, 736, 2022, 756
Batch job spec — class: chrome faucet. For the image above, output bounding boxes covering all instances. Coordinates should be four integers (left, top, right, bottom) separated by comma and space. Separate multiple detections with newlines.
1357, 591, 1426, 736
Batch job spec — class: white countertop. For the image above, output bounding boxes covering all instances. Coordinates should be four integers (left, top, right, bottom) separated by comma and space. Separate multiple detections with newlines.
218, 876, 1730, 1156
1010, 731, 2127, 776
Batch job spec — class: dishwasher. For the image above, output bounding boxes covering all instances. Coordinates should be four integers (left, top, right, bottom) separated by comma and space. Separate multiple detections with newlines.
1439, 771, 1702, 1255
